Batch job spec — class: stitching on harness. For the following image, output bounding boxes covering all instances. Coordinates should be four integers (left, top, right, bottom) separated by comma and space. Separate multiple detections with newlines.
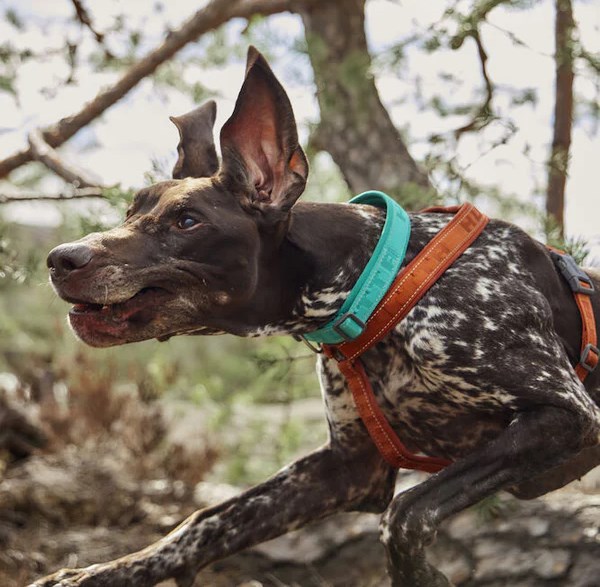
353, 363, 404, 461
364, 208, 472, 324
349, 212, 484, 360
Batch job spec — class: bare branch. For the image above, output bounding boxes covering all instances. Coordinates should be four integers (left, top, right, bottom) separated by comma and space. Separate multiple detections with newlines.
27, 129, 99, 188
449, 0, 513, 50
0, 188, 105, 204
71, 0, 106, 46
0, 0, 318, 180
453, 30, 494, 139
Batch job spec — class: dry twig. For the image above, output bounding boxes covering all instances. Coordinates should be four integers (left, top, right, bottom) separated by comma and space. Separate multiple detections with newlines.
453, 30, 494, 139
71, 0, 107, 46
0, 187, 105, 204
27, 129, 99, 188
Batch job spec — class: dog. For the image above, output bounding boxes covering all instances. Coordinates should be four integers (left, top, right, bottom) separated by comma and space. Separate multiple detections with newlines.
37, 47, 600, 587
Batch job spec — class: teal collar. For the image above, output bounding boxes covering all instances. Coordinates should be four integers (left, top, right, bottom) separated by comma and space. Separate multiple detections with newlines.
302, 190, 411, 345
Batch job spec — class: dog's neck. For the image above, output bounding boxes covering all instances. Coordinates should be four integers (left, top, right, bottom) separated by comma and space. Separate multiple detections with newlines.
227, 201, 386, 338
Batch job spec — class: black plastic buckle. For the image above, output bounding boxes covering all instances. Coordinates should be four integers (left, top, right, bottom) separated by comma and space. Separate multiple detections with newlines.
332, 312, 365, 342
549, 251, 595, 295
580, 343, 599, 373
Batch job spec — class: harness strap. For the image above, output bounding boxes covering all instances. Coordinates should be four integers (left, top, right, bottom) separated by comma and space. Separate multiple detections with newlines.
323, 203, 489, 471
548, 248, 599, 381
574, 291, 599, 380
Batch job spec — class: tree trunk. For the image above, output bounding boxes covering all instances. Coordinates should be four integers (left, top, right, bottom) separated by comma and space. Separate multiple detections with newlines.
300, 0, 435, 209
546, 0, 575, 237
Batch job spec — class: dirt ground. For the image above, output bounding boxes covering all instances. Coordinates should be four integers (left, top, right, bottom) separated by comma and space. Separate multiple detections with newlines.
1, 393, 599, 587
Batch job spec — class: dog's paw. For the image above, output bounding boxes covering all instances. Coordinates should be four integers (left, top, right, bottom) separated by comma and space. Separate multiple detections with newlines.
28, 565, 112, 587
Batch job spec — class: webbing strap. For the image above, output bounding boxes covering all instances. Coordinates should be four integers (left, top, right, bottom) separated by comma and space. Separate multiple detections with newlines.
304, 191, 410, 344
548, 247, 599, 381
324, 203, 489, 471
574, 290, 599, 380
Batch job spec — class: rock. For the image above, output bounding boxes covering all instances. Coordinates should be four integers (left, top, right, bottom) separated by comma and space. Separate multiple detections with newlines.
569, 552, 600, 587
429, 533, 473, 585
0, 392, 46, 464
0, 446, 142, 526
255, 512, 380, 563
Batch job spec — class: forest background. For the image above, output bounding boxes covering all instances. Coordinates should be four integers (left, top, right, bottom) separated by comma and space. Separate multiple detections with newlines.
0, 1, 599, 585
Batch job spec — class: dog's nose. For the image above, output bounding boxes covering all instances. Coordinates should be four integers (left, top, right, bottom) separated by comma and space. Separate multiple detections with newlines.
47, 243, 95, 277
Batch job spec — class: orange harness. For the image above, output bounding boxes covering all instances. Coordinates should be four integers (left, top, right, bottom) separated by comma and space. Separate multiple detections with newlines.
322, 203, 598, 472
547, 246, 599, 380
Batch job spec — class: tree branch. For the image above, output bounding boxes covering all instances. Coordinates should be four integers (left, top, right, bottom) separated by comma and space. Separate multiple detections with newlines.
0, 0, 318, 180
453, 30, 494, 139
27, 129, 99, 188
0, 188, 105, 204
71, 0, 107, 46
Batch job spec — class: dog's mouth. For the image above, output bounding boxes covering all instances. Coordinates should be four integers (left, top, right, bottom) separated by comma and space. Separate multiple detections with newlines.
68, 287, 172, 346
70, 287, 168, 319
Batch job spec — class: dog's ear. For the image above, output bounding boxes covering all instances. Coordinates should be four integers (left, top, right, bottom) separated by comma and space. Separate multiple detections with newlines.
170, 100, 219, 179
220, 47, 308, 221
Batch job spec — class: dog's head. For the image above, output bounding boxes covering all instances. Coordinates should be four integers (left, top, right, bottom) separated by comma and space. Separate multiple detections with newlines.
48, 47, 309, 347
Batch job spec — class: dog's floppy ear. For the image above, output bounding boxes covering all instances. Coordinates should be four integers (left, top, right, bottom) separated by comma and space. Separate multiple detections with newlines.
170, 100, 219, 179
220, 47, 308, 221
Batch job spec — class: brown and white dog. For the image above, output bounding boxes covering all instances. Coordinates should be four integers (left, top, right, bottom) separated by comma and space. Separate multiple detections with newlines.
38, 47, 600, 587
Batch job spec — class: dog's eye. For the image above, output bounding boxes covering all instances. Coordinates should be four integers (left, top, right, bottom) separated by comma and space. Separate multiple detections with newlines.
177, 215, 200, 230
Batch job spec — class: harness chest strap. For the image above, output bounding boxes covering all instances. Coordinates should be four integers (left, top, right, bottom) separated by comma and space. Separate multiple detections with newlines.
323, 203, 489, 472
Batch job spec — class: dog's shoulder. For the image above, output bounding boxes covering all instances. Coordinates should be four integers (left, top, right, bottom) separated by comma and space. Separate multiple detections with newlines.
404, 213, 554, 334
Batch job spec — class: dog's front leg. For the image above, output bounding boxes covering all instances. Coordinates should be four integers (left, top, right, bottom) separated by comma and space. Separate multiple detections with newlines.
380, 404, 600, 587
31, 444, 393, 587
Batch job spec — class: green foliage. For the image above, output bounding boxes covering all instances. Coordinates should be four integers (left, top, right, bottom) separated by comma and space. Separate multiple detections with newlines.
0, 41, 20, 97
196, 28, 242, 68
544, 215, 590, 264
0, 227, 24, 285
472, 493, 515, 523
8, 163, 48, 190
56, 187, 134, 236
393, 182, 440, 210
303, 151, 350, 204
0, 73, 15, 96
101, 185, 135, 209
0, 213, 326, 486
450, 0, 526, 49
152, 61, 214, 103
510, 88, 538, 107
5, 8, 24, 30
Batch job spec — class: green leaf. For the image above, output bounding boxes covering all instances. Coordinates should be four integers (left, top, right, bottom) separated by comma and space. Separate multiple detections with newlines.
5, 8, 24, 31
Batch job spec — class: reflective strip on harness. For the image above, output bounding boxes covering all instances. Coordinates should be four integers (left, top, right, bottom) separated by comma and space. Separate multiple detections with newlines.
323, 203, 489, 472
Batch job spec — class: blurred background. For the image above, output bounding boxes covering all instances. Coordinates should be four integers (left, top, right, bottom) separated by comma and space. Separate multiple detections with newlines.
0, 1, 598, 585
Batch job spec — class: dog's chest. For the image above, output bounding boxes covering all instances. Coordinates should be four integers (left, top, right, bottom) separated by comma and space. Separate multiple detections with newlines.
308, 212, 597, 462
318, 322, 513, 460
316, 220, 548, 460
